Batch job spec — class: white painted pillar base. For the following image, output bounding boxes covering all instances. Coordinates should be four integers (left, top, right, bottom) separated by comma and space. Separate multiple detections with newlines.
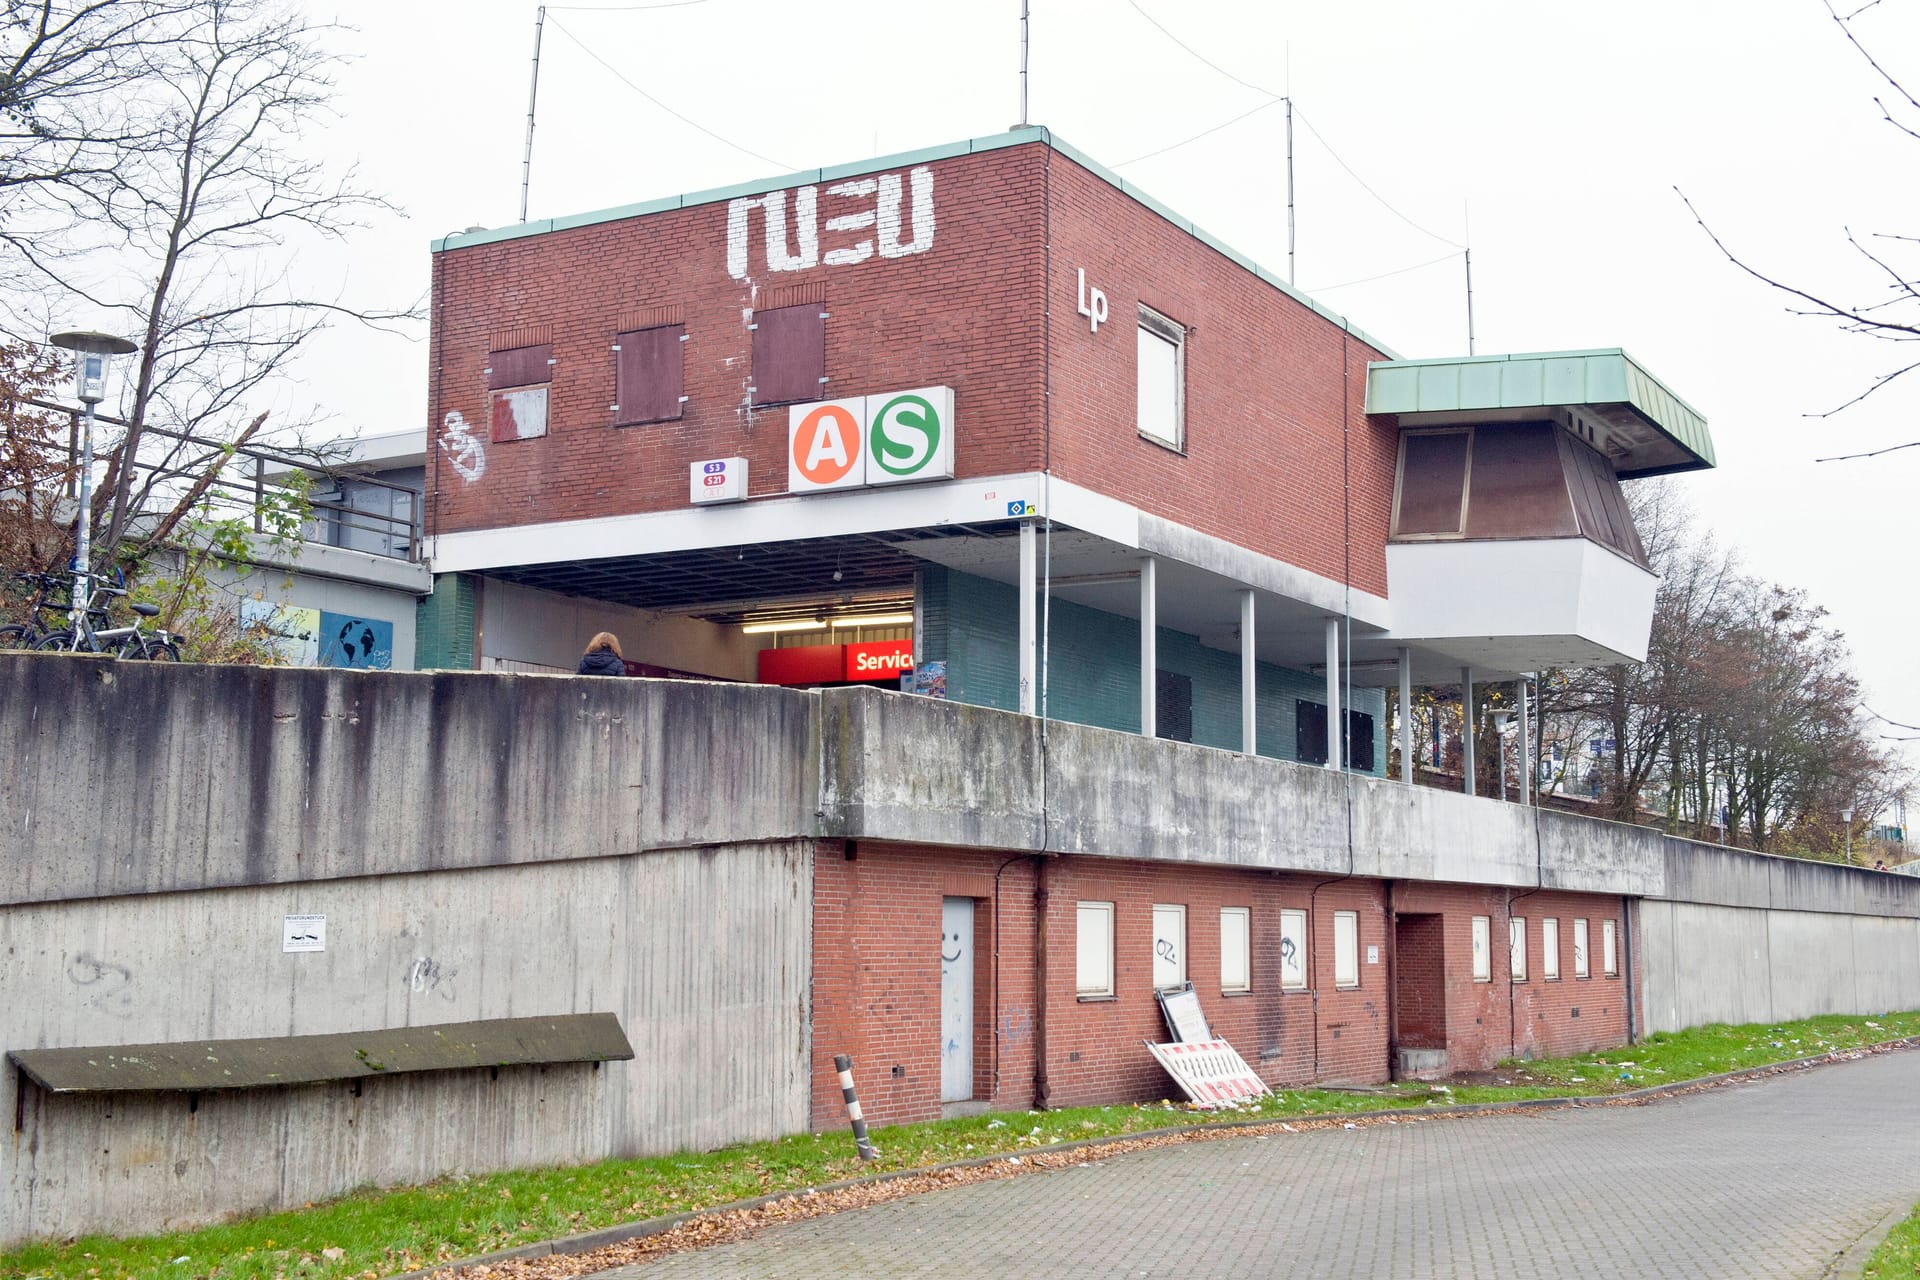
1240, 589, 1256, 755
1140, 557, 1157, 739
1018, 522, 1036, 716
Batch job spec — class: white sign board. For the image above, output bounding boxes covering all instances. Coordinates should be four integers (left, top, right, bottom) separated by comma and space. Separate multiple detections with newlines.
787, 386, 955, 492
690, 456, 748, 504
282, 914, 326, 953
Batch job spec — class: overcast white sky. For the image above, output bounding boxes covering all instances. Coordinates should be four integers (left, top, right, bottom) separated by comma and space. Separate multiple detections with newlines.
305, 0, 1920, 765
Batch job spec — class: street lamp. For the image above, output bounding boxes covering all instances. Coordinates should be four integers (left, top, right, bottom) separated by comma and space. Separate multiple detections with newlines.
1842, 806, 1854, 864
49, 330, 138, 630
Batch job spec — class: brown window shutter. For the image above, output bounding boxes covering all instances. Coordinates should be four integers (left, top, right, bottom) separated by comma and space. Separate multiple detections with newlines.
614, 325, 685, 425
751, 304, 825, 405
488, 343, 553, 390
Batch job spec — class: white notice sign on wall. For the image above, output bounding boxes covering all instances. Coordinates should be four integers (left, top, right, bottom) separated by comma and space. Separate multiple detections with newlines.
283, 914, 326, 953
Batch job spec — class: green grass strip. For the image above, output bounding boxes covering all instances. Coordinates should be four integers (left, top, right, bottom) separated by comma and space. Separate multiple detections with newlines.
1860, 1200, 1920, 1278
7, 1009, 1919, 1279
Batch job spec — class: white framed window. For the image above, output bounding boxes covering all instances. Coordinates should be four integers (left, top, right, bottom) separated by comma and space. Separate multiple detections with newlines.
1279, 908, 1308, 990
1152, 903, 1187, 989
1542, 918, 1560, 980
1510, 916, 1528, 982
1136, 305, 1185, 449
1220, 907, 1251, 993
1573, 918, 1590, 979
1333, 910, 1359, 989
1602, 918, 1618, 976
1471, 915, 1492, 982
1075, 901, 1114, 998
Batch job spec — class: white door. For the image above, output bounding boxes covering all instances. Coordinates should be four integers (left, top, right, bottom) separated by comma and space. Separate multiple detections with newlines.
940, 897, 974, 1102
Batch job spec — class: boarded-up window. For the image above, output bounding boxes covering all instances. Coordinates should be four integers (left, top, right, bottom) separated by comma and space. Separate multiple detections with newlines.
1296, 700, 1329, 765
1279, 908, 1308, 990
1542, 918, 1561, 980
614, 325, 685, 425
1393, 430, 1471, 536
1602, 918, 1618, 975
1156, 669, 1193, 743
1466, 423, 1580, 540
488, 341, 553, 443
1573, 918, 1590, 978
752, 304, 825, 405
1137, 306, 1185, 448
1344, 710, 1375, 773
1561, 433, 1650, 567
1220, 907, 1250, 993
1471, 915, 1492, 982
1152, 903, 1186, 989
1333, 910, 1359, 989
1076, 901, 1114, 998
1510, 916, 1528, 981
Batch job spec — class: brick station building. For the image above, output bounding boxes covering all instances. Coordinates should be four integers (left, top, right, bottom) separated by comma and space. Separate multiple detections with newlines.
422, 127, 1715, 1125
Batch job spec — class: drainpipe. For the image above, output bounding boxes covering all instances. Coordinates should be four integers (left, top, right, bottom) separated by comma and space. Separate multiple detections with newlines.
1621, 894, 1637, 1045
1505, 885, 1543, 1060
1031, 853, 1050, 1108
1383, 879, 1398, 1076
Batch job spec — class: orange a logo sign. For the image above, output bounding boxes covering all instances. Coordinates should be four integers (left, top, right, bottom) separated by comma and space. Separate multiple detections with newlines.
789, 401, 864, 490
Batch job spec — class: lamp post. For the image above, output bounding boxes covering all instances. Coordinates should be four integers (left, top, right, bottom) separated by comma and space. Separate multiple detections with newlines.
49, 331, 138, 630
1842, 806, 1854, 865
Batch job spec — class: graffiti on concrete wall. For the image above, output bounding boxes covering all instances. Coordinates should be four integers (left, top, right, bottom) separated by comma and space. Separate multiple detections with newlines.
727, 165, 935, 281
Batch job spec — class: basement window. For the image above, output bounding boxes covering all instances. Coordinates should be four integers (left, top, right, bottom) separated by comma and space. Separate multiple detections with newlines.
1542, 918, 1561, 980
1510, 917, 1528, 982
1279, 908, 1308, 991
1137, 304, 1185, 450
1602, 919, 1618, 976
1573, 918, 1590, 979
1152, 903, 1187, 989
1220, 907, 1251, 994
1471, 915, 1492, 983
1333, 911, 1359, 989
1076, 901, 1114, 998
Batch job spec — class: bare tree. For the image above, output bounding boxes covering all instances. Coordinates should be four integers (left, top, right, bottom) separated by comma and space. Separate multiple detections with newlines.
1680, 0, 1920, 442
0, 0, 411, 573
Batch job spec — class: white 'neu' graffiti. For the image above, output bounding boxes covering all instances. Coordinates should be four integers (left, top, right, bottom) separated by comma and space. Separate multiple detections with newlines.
726, 165, 934, 281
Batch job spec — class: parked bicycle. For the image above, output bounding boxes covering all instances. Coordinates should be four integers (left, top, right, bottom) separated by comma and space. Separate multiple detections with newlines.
29, 571, 181, 661
0, 570, 109, 649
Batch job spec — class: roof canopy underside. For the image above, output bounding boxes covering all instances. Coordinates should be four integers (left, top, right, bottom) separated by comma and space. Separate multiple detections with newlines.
1365, 349, 1714, 478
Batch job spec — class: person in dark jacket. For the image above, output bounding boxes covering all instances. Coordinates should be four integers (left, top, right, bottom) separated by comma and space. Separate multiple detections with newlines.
576, 631, 628, 676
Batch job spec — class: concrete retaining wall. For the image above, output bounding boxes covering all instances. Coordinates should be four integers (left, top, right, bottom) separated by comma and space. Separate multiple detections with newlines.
3, 841, 813, 1241
1638, 900, 1920, 1033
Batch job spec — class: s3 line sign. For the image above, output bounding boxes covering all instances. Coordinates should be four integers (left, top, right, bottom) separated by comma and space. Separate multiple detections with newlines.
788, 385, 954, 493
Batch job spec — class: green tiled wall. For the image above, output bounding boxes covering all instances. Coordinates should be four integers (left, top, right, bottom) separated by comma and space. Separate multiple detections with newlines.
416, 572, 480, 670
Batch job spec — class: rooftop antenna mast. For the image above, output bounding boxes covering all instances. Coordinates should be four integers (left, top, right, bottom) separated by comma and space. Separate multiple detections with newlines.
1463, 202, 1475, 355
1284, 47, 1294, 285
520, 4, 548, 224
1018, 0, 1030, 126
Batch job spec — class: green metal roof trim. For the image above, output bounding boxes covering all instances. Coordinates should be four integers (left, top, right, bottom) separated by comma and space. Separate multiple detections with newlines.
8, 1013, 634, 1094
1364, 349, 1715, 472
430, 128, 1399, 356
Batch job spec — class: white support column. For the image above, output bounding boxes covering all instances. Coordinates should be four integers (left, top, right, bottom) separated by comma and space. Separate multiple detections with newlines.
1398, 647, 1413, 785
1018, 521, 1037, 715
1517, 673, 1532, 806
1139, 557, 1157, 738
1461, 666, 1476, 796
1324, 618, 1341, 770
1240, 589, 1257, 755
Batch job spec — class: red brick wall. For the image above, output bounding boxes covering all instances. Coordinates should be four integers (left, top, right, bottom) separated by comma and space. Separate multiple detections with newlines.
428, 140, 1399, 596
429, 147, 1051, 535
1393, 913, 1447, 1049
810, 844, 1395, 1127
1042, 154, 1399, 597
1391, 882, 1634, 1072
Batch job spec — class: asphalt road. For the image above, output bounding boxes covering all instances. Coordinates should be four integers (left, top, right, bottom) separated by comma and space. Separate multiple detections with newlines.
592, 1048, 1920, 1279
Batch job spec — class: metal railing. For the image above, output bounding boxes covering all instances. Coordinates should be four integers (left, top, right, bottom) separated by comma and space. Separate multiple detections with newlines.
28, 396, 422, 563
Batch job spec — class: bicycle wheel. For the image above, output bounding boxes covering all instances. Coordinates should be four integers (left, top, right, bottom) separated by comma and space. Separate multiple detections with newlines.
32, 630, 78, 652
0, 624, 35, 649
137, 638, 180, 662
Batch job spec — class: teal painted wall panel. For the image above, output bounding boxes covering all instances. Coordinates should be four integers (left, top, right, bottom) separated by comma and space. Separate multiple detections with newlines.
917, 567, 1384, 773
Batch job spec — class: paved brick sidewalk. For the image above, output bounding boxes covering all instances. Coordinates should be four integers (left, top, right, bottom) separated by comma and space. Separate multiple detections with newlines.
591, 1048, 1920, 1279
